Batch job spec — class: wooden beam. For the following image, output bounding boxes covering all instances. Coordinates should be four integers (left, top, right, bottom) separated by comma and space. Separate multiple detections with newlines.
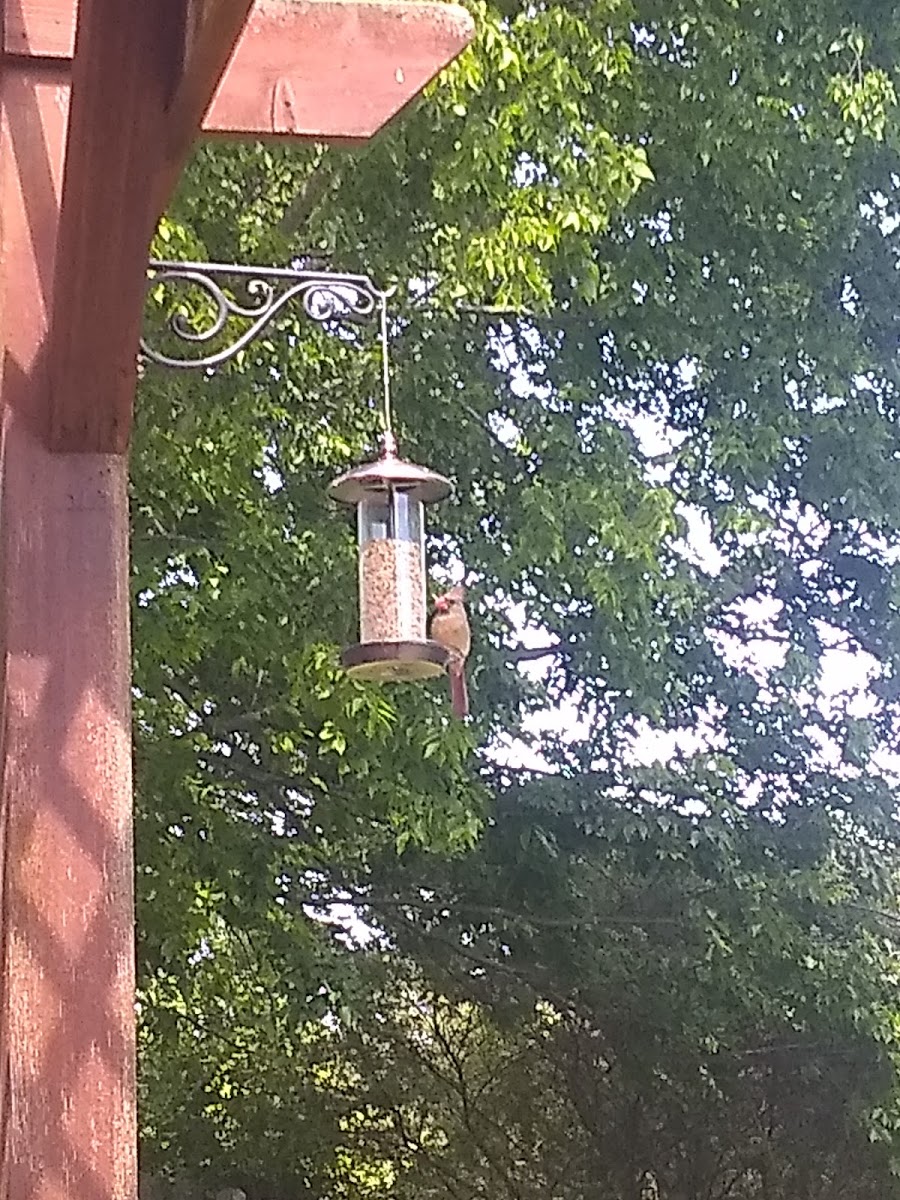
0, 49, 135, 1200
3, 0, 76, 57
46, 0, 185, 453
46, 0, 268, 452
159, 0, 256, 196
202, 0, 475, 142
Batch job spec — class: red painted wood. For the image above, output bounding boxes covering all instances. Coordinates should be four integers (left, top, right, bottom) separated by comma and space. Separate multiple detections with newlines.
3, 0, 76, 57
47, 0, 184, 453
202, 0, 474, 141
0, 54, 135, 1200
161, 0, 256, 180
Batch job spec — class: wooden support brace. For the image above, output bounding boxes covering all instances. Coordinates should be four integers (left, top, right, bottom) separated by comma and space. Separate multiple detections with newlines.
45, 0, 255, 454
156, 0, 257, 208
45, 0, 185, 453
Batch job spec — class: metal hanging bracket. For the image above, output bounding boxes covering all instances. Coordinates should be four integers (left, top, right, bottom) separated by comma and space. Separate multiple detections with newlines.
141, 259, 389, 370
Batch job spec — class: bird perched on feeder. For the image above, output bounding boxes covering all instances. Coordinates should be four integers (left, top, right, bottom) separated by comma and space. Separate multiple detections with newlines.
430, 584, 471, 718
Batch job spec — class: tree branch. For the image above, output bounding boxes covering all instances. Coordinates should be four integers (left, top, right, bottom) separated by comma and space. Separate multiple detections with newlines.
364, 894, 685, 930
504, 643, 569, 663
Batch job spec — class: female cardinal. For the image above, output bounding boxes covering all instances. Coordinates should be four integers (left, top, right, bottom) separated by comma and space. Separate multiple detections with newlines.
429, 584, 471, 718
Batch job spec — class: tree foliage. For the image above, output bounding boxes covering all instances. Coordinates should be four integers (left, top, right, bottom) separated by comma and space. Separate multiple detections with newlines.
135, 1, 900, 1197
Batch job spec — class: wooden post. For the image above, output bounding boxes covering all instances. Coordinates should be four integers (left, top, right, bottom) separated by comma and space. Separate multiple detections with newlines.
0, 54, 135, 1200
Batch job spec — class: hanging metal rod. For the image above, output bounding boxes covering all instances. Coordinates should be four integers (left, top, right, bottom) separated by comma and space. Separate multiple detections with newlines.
141, 259, 388, 370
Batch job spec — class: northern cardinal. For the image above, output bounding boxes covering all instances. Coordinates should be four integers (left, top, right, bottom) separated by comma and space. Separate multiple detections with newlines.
430, 584, 471, 718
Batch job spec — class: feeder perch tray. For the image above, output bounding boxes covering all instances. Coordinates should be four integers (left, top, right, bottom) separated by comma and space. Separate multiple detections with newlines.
341, 639, 449, 683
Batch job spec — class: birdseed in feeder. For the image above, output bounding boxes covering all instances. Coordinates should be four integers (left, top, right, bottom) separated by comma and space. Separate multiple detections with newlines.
359, 537, 426, 642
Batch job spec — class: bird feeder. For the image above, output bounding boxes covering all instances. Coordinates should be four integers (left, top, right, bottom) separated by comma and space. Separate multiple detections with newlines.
330, 438, 452, 682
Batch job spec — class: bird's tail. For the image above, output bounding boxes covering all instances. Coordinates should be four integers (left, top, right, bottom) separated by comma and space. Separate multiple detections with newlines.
449, 663, 469, 719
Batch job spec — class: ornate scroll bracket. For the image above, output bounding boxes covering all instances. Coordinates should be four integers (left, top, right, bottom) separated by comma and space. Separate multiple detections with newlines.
141, 259, 388, 370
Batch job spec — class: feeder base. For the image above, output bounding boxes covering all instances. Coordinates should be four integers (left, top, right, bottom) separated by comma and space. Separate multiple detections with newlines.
341, 639, 449, 683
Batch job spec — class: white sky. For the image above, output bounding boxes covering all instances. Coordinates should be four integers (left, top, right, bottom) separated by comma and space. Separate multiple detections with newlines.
489, 406, 896, 782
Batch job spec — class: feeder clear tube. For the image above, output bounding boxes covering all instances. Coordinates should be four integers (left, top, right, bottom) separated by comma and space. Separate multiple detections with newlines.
357, 489, 426, 643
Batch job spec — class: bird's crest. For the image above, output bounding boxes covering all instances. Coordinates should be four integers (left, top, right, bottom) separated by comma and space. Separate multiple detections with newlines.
434, 583, 465, 612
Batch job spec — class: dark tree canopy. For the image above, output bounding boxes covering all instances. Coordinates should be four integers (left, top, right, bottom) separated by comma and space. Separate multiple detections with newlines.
135, 3, 900, 1198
